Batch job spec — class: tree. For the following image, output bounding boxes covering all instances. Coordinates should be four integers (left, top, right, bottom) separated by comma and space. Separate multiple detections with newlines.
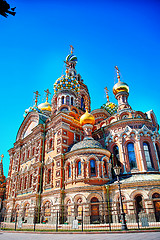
0, 0, 16, 18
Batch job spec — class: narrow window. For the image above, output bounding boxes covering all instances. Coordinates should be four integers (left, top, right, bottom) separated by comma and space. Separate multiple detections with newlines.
62, 96, 64, 104
81, 97, 85, 110
68, 164, 71, 178
71, 97, 74, 106
48, 169, 51, 184
29, 175, 32, 188
66, 96, 70, 105
90, 159, 96, 176
78, 161, 81, 176
127, 143, 137, 169
143, 142, 153, 169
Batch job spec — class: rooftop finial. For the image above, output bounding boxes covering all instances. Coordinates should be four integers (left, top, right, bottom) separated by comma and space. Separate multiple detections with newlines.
70, 45, 74, 54
1, 154, 4, 164
115, 66, 121, 82
104, 87, 109, 102
44, 89, 51, 102
34, 91, 40, 106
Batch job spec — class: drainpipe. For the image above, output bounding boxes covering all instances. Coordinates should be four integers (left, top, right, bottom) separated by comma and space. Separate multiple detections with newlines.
37, 123, 46, 223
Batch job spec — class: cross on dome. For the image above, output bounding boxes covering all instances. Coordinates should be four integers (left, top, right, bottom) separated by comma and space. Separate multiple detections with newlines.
34, 91, 40, 106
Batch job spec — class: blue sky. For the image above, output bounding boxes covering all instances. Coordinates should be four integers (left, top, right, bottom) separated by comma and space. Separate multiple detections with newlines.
1, 0, 160, 176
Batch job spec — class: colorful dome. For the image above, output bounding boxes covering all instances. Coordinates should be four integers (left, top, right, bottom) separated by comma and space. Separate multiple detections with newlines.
38, 101, 52, 112
66, 54, 77, 63
101, 101, 118, 115
113, 81, 129, 95
54, 75, 80, 94
80, 110, 95, 126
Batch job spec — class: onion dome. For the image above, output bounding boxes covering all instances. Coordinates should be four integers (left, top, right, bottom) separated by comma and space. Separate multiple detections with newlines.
101, 101, 118, 115
66, 54, 77, 63
23, 106, 42, 118
80, 110, 95, 126
113, 81, 129, 95
38, 101, 52, 112
70, 138, 103, 152
54, 75, 80, 94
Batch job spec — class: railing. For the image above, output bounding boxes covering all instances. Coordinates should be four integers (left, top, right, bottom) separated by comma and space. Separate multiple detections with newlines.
1, 203, 160, 232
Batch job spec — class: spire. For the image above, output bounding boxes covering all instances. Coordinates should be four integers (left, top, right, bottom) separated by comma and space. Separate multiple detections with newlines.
44, 89, 51, 102
0, 154, 4, 175
115, 66, 121, 82
104, 87, 109, 102
70, 45, 74, 54
1, 154, 4, 164
34, 91, 40, 106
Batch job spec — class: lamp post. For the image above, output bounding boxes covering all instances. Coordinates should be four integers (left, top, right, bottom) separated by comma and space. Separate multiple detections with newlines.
114, 165, 127, 230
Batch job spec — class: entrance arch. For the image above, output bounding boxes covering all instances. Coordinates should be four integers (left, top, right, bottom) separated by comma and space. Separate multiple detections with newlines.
152, 193, 160, 222
90, 197, 100, 224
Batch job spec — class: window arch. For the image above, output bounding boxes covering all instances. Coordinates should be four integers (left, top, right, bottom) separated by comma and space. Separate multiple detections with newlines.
143, 142, 154, 169
155, 143, 160, 163
77, 160, 81, 176
90, 159, 96, 176
127, 143, 137, 170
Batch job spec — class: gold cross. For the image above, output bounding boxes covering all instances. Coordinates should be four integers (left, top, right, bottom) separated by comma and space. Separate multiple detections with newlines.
114, 66, 120, 82
1, 154, 4, 164
34, 91, 40, 106
104, 87, 109, 102
70, 45, 74, 54
44, 89, 51, 102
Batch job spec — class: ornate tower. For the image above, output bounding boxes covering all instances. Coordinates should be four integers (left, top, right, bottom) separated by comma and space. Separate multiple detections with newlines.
52, 46, 91, 114
113, 66, 131, 112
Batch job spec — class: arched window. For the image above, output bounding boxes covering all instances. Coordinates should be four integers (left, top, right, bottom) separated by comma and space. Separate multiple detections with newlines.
68, 164, 71, 178
77, 161, 81, 176
81, 96, 85, 110
90, 159, 96, 176
24, 176, 27, 189
49, 139, 53, 149
113, 145, 121, 166
62, 96, 64, 104
156, 144, 160, 163
143, 142, 153, 169
71, 97, 74, 106
127, 143, 137, 170
66, 96, 70, 105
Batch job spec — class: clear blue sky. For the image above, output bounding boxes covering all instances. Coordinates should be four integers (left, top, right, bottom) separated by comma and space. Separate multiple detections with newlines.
1, 0, 160, 177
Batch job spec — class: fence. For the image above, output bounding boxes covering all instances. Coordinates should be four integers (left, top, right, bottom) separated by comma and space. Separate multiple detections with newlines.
1, 202, 160, 232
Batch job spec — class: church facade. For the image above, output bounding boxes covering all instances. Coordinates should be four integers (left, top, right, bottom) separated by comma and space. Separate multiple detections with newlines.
3, 48, 160, 225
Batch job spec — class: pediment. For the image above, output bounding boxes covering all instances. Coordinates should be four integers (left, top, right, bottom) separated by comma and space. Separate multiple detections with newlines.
16, 112, 39, 141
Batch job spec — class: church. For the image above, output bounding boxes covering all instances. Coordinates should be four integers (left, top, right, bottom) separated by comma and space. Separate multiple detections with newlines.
3, 47, 160, 226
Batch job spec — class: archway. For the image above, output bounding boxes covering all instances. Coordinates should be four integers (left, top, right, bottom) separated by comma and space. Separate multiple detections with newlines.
152, 193, 160, 222
90, 197, 100, 224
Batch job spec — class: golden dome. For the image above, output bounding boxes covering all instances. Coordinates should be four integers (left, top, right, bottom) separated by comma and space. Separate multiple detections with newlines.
38, 101, 52, 112
80, 110, 95, 126
113, 81, 129, 95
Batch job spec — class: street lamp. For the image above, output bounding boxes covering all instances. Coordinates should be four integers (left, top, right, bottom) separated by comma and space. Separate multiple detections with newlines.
114, 165, 127, 230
